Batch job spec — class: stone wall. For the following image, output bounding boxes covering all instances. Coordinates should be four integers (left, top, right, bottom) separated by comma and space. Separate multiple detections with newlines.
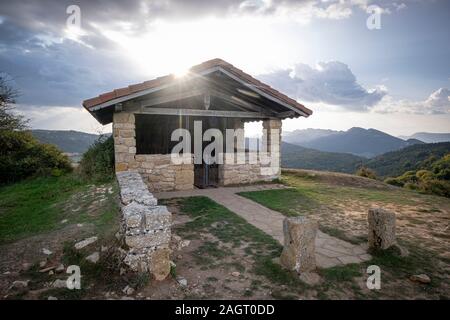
219, 153, 274, 185
116, 171, 172, 280
113, 112, 194, 192
135, 154, 194, 192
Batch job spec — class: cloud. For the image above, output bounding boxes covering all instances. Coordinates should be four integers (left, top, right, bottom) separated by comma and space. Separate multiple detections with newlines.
258, 61, 387, 111
14, 104, 110, 134
372, 88, 450, 114
0, 0, 402, 49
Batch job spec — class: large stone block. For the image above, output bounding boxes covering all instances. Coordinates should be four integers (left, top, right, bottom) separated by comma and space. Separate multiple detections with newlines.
280, 216, 317, 273
368, 208, 396, 250
125, 229, 171, 249
113, 112, 135, 124
148, 247, 172, 281
115, 162, 128, 172
145, 206, 172, 231
119, 129, 135, 138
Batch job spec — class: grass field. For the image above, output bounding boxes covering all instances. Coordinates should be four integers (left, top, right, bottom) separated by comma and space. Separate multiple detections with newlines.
0, 174, 118, 244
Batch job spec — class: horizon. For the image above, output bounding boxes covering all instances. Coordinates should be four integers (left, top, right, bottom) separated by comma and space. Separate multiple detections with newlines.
27, 126, 450, 139
1, 1, 449, 136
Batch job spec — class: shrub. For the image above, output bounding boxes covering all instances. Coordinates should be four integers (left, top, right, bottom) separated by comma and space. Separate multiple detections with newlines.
419, 179, 450, 198
384, 153, 450, 198
0, 130, 72, 184
78, 135, 114, 182
356, 166, 377, 180
384, 177, 403, 187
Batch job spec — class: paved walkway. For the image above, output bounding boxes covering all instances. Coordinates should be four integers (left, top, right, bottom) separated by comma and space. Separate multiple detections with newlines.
155, 185, 371, 268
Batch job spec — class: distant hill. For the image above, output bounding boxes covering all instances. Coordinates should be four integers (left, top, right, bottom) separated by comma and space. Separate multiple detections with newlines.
365, 142, 450, 178
281, 142, 365, 173
283, 128, 337, 145
283, 127, 423, 158
30, 130, 100, 153
399, 132, 450, 143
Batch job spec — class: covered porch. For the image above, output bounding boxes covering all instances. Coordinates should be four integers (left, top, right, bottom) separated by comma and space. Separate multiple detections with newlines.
83, 59, 312, 192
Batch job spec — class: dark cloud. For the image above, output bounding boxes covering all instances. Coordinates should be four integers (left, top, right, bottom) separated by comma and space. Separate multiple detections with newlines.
258, 61, 387, 111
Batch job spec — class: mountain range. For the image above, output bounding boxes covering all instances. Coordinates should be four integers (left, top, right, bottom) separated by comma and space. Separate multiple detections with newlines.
398, 132, 450, 143
30, 128, 450, 178
30, 129, 100, 154
283, 127, 424, 158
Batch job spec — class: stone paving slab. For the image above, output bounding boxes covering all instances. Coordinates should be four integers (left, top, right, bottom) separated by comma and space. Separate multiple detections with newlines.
155, 185, 371, 268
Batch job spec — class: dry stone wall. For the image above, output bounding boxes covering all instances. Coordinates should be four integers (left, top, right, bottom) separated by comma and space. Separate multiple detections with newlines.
116, 171, 172, 280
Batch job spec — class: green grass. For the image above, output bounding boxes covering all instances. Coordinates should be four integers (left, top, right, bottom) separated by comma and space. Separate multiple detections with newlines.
0, 174, 119, 244
320, 263, 362, 282
170, 196, 306, 290
0, 175, 86, 243
238, 188, 319, 217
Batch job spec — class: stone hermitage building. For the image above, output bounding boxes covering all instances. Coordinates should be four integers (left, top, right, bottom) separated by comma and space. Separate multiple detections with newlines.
83, 59, 311, 279
83, 58, 312, 191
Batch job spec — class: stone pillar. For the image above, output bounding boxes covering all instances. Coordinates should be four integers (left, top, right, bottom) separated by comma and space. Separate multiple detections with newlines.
368, 208, 396, 250
113, 112, 136, 172
262, 119, 282, 178
280, 216, 318, 273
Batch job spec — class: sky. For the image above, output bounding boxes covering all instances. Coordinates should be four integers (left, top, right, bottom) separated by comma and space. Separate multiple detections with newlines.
0, 0, 449, 136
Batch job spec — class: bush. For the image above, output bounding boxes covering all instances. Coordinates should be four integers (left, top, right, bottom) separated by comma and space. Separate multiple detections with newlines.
78, 135, 114, 182
384, 177, 403, 187
356, 166, 377, 180
0, 130, 72, 184
384, 153, 450, 197
419, 179, 450, 198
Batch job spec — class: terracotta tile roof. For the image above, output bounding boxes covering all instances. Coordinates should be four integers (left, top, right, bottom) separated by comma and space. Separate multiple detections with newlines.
82, 58, 312, 116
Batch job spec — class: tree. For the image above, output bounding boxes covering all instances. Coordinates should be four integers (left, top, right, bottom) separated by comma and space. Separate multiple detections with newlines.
0, 74, 28, 130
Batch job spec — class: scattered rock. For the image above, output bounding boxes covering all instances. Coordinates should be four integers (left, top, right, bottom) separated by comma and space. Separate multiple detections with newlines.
52, 279, 67, 289
177, 255, 182, 260
48, 296, 58, 300
120, 267, 126, 276
169, 261, 176, 268
101, 246, 109, 252
176, 276, 188, 287
85, 252, 100, 264
179, 240, 191, 249
410, 274, 431, 284
39, 260, 47, 268
60, 219, 68, 224
21, 262, 32, 272
299, 272, 322, 286
49, 270, 54, 275
231, 271, 240, 277
42, 248, 52, 255
122, 285, 135, 295
120, 296, 135, 300
3, 271, 10, 275
74, 236, 98, 250
77, 223, 83, 228
55, 264, 65, 273
10, 280, 29, 290
39, 266, 56, 273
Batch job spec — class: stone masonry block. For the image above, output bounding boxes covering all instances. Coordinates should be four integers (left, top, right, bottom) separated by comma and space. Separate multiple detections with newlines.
280, 216, 317, 273
368, 208, 396, 250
